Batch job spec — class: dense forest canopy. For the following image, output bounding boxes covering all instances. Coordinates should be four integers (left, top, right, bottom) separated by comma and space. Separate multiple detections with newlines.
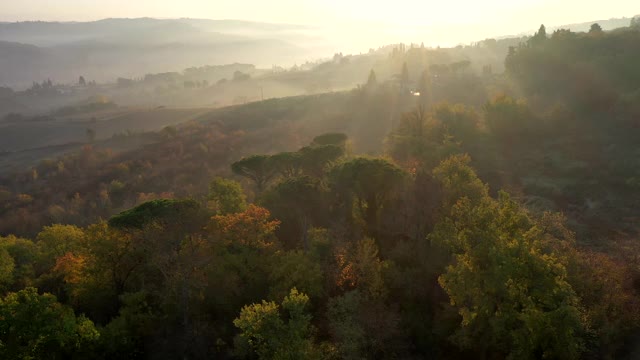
1, 15, 640, 360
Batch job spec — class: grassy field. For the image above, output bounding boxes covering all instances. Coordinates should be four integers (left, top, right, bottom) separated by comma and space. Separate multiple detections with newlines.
0, 106, 213, 151
0, 106, 214, 173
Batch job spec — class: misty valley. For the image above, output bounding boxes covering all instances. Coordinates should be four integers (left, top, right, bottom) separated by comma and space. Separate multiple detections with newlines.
0, 9, 639, 360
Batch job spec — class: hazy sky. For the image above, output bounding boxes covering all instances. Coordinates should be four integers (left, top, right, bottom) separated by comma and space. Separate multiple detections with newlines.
2, 1, 637, 27
1, 1, 638, 48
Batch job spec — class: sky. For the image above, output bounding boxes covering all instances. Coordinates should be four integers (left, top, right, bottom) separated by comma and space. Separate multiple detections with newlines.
1, 1, 638, 47
1, 0, 637, 26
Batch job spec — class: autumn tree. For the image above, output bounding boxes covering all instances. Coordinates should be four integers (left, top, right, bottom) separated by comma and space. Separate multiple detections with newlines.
210, 204, 280, 249
567, 248, 640, 357
203, 205, 283, 345
209, 205, 282, 271
31, 224, 86, 299
328, 238, 404, 358
67, 223, 148, 321
35, 224, 85, 273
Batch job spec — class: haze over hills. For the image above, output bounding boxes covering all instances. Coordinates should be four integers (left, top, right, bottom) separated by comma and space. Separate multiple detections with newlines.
0, 18, 328, 88
1, 16, 637, 89
1, 14, 638, 161
502, 16, 637, 38
0, 18, 312, 44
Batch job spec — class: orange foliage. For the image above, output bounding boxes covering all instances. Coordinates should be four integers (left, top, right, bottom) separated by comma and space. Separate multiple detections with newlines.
335, 249, 357, 289
53, 252, 87, 285
571, 248, 640, 351
210, 204, 280, 248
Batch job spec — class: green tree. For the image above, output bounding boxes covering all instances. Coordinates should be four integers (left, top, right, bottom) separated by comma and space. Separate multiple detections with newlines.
206, 205, 281, 334
433, 104, 479, 141
530, 24, 547, 46
417, 69, 431, 105
208, 177, 247, 215
262, 176, 327, 250
0, 248, 15, 290
231, 155, 277, 194
35, 224, 85, 272
401, 62, 410, 89
432, 191, 585, 359
298, 144, 345, 178
483, 94, 534, 143
366, 69, 378, 88
108, 199, 205, 230
387, 106, 462, 169
0, 235, 39, 290
432, 154, 488, 212
98, 291, 157, 359
234, 288, 322, 360
589, 23, 603, 33
311, 132, 348, 148
0, 288, 99, 359
268, 251, 324, 301
327, 290, 366, 359
331, 158, 405, 237
86, 128, 96, 143
271, 151, 303, 179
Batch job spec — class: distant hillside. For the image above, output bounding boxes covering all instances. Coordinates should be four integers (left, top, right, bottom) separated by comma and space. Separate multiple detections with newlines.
0, 18, 312, 46
2, 16, 637, 89
0, 41, 53, 86
556, 16, 637, 32
507, 16, 637, 37
0, 18, 328, 88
